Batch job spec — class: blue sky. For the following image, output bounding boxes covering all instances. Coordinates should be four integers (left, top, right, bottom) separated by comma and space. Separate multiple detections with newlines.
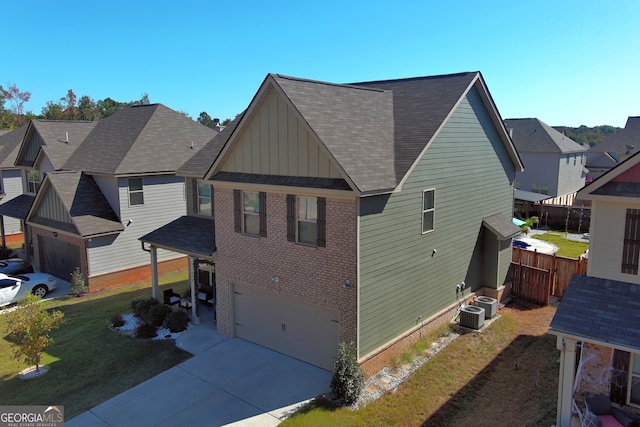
4, 1, 639, 127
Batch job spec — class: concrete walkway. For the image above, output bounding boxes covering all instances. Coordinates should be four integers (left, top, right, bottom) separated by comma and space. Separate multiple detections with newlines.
67, 313, 331, 427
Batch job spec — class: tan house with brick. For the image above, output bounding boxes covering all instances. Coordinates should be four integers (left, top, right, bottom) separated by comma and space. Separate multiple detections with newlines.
143, 72, 523, 372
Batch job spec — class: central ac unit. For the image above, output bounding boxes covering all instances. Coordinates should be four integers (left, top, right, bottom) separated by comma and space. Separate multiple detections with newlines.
459, 305, 485, 329
474, 296, 498, 319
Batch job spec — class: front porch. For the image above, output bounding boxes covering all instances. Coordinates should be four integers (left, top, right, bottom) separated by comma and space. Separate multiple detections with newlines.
140, 215, 216, 326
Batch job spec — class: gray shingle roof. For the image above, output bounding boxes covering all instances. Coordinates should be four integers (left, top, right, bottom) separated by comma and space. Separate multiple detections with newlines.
0, 194, 35, 219
178, 114, 242, 178
549, 274, 640, 351
482, 213, 521, 240
139, 215, 216, 258
0, 125, 27, 169
30, 171, 124, 237
63, 104, 218, 175
504, 118, 587, 154
588, 116, 640, 158
18, 120, 97, 169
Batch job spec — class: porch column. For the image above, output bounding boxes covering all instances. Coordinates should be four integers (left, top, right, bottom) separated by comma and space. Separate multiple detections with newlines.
189, 256, 199, 324
556, 336, 578, 427
150, 246, 159, 300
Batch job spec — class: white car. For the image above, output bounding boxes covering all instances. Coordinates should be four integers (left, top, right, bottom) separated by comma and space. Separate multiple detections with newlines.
0, 272, 58, 307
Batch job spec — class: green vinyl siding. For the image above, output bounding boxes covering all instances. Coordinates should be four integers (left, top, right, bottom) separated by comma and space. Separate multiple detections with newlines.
358, 86, 516, 357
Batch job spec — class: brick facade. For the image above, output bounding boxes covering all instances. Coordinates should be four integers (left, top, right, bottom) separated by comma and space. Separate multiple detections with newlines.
215, 188, 358, 345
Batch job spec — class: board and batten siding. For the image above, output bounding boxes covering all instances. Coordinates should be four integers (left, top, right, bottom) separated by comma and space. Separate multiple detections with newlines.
587, 200, 640, 285
1, 169, 25, 234
221, 89, 343, 179
358, 86, 517, 357
33, 185, 74, 225
86, 175, 186, 276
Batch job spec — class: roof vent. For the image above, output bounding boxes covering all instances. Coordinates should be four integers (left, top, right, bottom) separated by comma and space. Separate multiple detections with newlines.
474, 296, 497, 319
65, 132, 69, 143
459, 305, 485, 329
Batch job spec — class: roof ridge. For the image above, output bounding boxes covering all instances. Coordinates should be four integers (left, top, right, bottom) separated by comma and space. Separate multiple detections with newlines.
112, 104, 160, 174
347, 71, 478, 86
272, 74, 388, 93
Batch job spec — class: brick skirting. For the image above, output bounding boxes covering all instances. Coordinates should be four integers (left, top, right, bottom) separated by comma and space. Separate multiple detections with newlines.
87, 256, 188, 292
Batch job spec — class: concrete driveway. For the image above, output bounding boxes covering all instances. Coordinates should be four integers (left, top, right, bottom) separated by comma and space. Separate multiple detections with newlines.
67, 319, 332, 427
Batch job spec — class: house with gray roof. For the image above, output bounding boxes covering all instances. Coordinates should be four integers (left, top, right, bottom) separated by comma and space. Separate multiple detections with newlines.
550, 150, 640, 426
142, 72, 523, 372
587, 116, 640, 180
0, 125, 28, 244
505, 118, 588, 206
0, 105, 218, 288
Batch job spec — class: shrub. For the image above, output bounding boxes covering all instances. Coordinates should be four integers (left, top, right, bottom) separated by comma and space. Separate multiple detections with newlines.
70, 267, 88, 296
109, 313, 125, 328
330, 341, 364, 405
131, 297, 159, 321
134, 322, 158, 339
0, 245, 15, 259
165, 310, 189, 333
148, 304, 172, 327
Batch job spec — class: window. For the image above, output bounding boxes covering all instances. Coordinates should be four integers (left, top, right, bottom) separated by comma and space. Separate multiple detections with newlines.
631, 353, 640, 405
565, 155, 570, 165
128, 178, 144, 206
27, 170, 41, 194
197, 182, 212, 215
532, 182, 549, 195
243, 191, 260, 235
233, 190, 266, 236
422, 189, 435, 233
286, 195, 326, 247
622, 208, 640, 275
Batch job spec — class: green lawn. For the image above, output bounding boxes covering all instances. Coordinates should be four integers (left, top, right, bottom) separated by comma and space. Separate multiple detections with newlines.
0, 270, 192, 419
531, 231, 589, 258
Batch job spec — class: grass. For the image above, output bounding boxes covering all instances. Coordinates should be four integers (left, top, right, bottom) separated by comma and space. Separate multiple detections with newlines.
281, 303, 559, 427
531, 231, 589, 258
0, 269, 192, 419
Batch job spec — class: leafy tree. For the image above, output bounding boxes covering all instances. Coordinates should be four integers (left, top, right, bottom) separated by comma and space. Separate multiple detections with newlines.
5, 293, 65, 372
42, 100, 65, 120
77, 95, 101, 121
0, 83, 31, 126
60, 89, 78, 120
70, 267, 88, 296
197, 111, 216, 127
221, 118, 232, 126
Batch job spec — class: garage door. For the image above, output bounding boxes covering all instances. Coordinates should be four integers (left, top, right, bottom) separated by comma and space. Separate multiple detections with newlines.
38, 235, 81, 280
233, 285, 339, 371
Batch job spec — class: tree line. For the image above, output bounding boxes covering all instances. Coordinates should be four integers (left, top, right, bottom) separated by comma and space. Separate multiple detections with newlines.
0, 83, 230, 130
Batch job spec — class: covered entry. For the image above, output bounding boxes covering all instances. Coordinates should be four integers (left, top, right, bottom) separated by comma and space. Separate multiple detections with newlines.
233, 284, 339, 371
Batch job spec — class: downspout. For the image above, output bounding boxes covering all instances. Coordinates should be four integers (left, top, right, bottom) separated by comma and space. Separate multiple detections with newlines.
141, 242, 159, 300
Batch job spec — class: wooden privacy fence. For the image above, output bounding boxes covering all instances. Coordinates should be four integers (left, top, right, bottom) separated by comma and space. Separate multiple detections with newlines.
508, 247, 588, 305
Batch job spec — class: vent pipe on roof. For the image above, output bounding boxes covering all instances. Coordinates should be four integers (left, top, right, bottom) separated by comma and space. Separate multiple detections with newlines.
65, 132, 69, 143
508, 128, 513, 138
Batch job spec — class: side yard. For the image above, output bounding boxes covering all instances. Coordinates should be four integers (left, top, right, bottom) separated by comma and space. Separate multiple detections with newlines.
0, 270, 192, 419
282, 301, 559, 427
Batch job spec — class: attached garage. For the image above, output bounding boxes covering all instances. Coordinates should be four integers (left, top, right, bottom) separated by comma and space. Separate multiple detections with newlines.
233, 284, 339, 371
38, 235, 82, 280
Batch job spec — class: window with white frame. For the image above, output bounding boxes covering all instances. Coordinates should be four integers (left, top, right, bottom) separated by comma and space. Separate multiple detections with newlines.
422, 189, 435, 233
297, 196, 318, 245
631, 353, 640, 405
27, 170, 41, 194
243, 191, 260, 235
128, 178, 144, 206
197, 182, 212, 215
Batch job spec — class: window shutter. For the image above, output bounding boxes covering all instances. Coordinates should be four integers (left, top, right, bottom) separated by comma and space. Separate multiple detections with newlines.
210, 185, 215, 217
286, 194, 295, 242
191, 179, 198, 213
233, 189, 241, 233
610, 349, 630, 405
622, 208, 640, 274
259, 192, 267, 237
317, 197, 326, 247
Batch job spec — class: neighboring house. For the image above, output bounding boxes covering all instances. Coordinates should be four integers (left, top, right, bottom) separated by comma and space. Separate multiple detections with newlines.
587, 116, 640, 180
0, 105, 217, 288
0, 125, 28, 244
505, 118, 588, 206
550, 151, 640, 426
142, 72, 523, 372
